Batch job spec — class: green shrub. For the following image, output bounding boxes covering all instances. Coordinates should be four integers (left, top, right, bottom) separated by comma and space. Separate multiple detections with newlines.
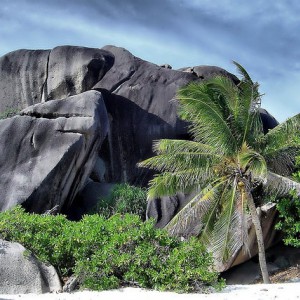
0, 206, 75, 275
275, 190, 300, 248
0, 206, 224, 292
275, 155, 300, 248
95, 183, 147, 220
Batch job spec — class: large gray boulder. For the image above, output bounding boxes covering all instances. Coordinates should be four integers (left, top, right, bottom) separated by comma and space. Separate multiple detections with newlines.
0, 45, 267, 187
0, 49, 50, 112
0, 90, 108, 213
44, 46, 114, 101
0, 239, 62, 294
0, 46, 114, 113
93, 45, 240, 184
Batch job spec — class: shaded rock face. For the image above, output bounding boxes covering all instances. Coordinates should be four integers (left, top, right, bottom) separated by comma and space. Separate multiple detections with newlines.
45, 46, 114, 101
146, 193, 191, 228
94, 46, 195, 184
0, 45, 280, 217
68, 181, 115, 220
94, 45, 242, 184
0, 49, 50, 111
0, 46, 114, 112
0, 239, 62, 294
0, 45, 239, 186
259, 108, 279, 133
179, 65, 239, 83
0, 90, 108, 213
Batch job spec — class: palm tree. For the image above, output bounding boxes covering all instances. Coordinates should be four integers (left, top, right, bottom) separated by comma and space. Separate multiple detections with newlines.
139, 62, 300, 284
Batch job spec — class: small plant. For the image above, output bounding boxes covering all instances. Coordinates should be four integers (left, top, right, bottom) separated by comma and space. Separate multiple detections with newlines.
0, 206, 224, 292
275, 190, 300, 248
0, 107, 19, 119
275, 155, 300, 248
95, 183, 147, 220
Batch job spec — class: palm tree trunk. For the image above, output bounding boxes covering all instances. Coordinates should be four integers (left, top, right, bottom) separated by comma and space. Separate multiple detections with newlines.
247, 192, 271, 284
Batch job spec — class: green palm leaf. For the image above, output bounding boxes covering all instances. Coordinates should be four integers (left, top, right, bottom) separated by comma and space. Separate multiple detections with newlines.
146, 169, 214, 199
263, 113, 300, 152
239, 143, 267, 180
233, 61, 253, 83
177, 83, 238, 154
165, 178, 229, 237
209, 179, 239, 261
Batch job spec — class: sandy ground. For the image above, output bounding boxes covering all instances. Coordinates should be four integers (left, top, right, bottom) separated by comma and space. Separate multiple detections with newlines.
1, 283, 300, 300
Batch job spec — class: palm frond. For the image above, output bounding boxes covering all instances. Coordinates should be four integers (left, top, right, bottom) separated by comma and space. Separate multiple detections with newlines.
177, 82, 238, 154
200, 180, 231, 246
209, 178, 242, 262
239, 143, 267, 180
263, 113, 300, 152
237, 188, 251, 257
139, 153, 213, 174
205, 75, 239, 119
152, 139, 221, 156
265, 146, 300, 176
146, 169, 214, 199
233, 61, 253, 83
264, 171, 300, 198
138, 139, 220, 181
165, 177, 229, 237
236, 81, 263, 147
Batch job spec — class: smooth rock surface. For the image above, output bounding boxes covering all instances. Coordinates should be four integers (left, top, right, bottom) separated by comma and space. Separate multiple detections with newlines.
0, 45, 277, 188
179, 65, 239, 83
0, 46, 114, 113
94, 46, 243, 184
0, 90, 108, 213
0, 49, 50, 112
45, 46, 114, 101
146, 193, 191, 228
0, 239, 62, 294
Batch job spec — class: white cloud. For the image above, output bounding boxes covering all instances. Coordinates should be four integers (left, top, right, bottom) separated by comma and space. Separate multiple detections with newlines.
0, 0, 299, 122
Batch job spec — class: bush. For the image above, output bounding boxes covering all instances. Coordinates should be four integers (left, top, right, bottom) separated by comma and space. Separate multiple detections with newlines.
94, 183, 147, 220
275, 190, 300, 248
275, 155, 300, 248
0, 206, 224, 292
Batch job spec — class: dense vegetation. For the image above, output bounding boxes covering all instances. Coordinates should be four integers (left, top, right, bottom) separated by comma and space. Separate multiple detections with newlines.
276, 155, 300, 248
0, 206, 224, 292
94, 183, 147, 220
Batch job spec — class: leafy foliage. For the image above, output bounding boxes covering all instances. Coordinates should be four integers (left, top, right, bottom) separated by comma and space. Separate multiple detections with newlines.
94, 184, 147, 220
0, 206, 224, 292
275, 156, 300, 248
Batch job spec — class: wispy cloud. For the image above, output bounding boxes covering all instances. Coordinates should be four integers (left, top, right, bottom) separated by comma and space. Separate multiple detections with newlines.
0, 0, 299, 121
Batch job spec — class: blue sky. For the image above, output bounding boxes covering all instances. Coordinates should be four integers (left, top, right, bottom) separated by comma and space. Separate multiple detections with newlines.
1, 0, 299, 123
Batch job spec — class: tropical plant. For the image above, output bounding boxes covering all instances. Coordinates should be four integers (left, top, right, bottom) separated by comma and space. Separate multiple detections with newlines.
139, 62, 300, 283
275, 155, 300, 248
94, 183, 147, 220
0, 206, 223, 292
